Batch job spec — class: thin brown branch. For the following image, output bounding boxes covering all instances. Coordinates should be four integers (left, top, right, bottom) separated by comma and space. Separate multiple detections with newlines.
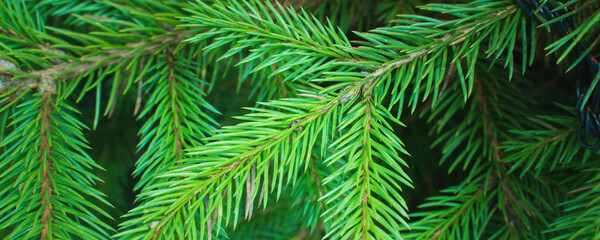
309, 158, 324, 200
360, 98, 372, 240
530, 130, 573, 151
474, 77, 501, 162
568, 185, 596, 194
431, 189, 483, 239
38, 92, 53, 240
367, 49, 432, 80
474, 76, 535, 231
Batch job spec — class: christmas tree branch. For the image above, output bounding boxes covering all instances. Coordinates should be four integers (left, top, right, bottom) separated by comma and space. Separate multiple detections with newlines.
38, 92, 53, 239
0, 95, 114, 239
474, 76, 535, 231
384, 7, 512, 70
430, 188, 484, 239
166, 52, 183, 162
501, 113, 582, 175
0, 31, 190, 94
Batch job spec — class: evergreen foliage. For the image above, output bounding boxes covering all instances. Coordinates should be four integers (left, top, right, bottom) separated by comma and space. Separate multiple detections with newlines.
0, 0, 599, 239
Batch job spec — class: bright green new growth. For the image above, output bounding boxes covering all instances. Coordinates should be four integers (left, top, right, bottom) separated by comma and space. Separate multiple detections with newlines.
0, 94, 113, 239
0, 0, 599, 239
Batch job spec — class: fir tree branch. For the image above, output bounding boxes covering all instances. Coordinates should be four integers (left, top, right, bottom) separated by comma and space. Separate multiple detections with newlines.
501, 112, 584, 175
308, 157, 324, 200
402, 167, 492, 240
430, 187, 484, 240
548, 171, 600, 240
38, 92, 53, 240
134, 51, 204, 182
123, 2, 524, 239
181, 0, 359, 90
119, 92, 344, 239
529, 130, 573, 151
1, 0, 593, 239
0, 95, 113, 239
351, 3, 520, 116
474, 77, 501, 163
166, 52, 183, 162
117, 40, 219, 239
474, 76, 526, 229
0, 32, 190, 94
321, 96, 410, 239
412, 59, 550, 238
359, 98, 373, 239
183, 0, 352, 59
129, 69, 384, 237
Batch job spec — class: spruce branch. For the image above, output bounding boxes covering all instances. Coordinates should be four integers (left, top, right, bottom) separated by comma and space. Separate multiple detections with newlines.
183, 0, 352, 59
473, 77, 501, 163
409, 59, 556, 238
401, 163, 492, 239
181, 0, 358, 88
122, 68, 403, 238
0, 95, 113, 239
166, 52, 184, 162
350, 2, 522, 119
119, 1, 530, 239
133, 46, 218, 189
0, 32, 190, 94
116, 40, 219, 239
547, 171, 600, 240
38, 92, 53, 240
474, 75, 535, 233
360, 98, 374, 240
336, 13, 499, 107
118, 93, 344, 239
430, 184, 486, 240
321, 97, 410, 240
354, 5, 515, 96
180, 0, 519, 116
501, 112, 584, 175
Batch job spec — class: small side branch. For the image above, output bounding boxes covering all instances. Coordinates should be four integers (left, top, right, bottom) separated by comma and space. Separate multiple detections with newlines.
38, 92, 53, 240
348, 6, 516, 99
360, 98, 373, 240
474, 76, 534, 230
165, 51, 183, 162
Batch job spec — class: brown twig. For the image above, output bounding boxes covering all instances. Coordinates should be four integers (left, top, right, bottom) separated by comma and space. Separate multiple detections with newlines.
568, 185, 596, 194
360, 97, 372, 240
165, 51, 183, 163
474, 76, 535, 231
38, 92, 53, 240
